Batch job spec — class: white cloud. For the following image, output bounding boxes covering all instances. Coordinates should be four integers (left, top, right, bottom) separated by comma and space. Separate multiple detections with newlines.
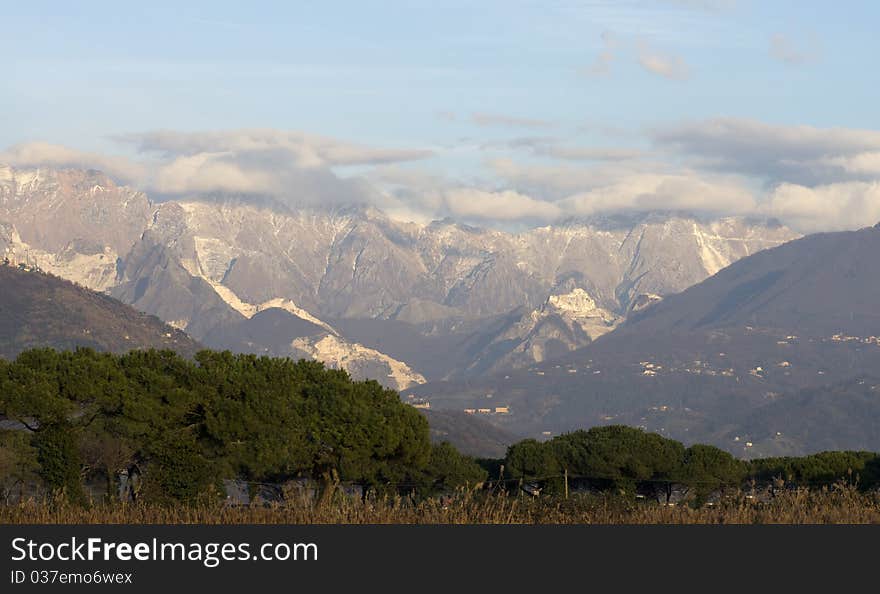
117, 129, 432, 167
151, 152, 277, 195
653, 118, 880, 184
559, 172, 755, 216
489, 157, 664, 199
822, 152, 880, 176
0, 142, 145, 183
763, 182, 880, 232
583, 31, 691, 81
638, 50, 691, 80
490, 157, 757, 218
117, 129, 432, 205
443, 189, 562, 222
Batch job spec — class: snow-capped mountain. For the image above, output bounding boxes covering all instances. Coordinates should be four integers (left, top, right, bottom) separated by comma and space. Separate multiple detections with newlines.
0, 165, 800, 386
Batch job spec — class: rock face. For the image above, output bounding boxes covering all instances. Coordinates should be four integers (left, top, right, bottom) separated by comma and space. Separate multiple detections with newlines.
0, 165, 150, 256
291, 334, 427, 391
0, 164, 800, 388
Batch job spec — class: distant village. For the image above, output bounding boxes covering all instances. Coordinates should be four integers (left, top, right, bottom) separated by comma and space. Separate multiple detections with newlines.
463, 406, 510, 415
405, 395, 510, 416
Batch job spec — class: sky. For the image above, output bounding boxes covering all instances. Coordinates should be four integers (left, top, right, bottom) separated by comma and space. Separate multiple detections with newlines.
3, 0, 880, 232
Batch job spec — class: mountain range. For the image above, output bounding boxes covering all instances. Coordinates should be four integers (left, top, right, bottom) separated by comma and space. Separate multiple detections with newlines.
0, 164, 797, 392
408, 224, 880, 456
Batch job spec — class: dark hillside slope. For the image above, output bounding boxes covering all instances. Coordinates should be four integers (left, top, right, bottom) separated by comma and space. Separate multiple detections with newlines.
422, 409, 521, 458
622, 223, 880, 337
0, 265, 200, 358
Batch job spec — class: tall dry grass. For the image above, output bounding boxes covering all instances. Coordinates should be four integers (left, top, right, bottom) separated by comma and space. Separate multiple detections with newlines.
3, 484, 880, 524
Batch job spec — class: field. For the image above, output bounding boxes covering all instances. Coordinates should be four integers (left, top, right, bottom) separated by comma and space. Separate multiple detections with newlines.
3, 485, 880, 524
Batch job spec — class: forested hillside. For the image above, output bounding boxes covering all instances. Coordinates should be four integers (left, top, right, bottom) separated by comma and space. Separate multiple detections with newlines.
0, 266, 199, 358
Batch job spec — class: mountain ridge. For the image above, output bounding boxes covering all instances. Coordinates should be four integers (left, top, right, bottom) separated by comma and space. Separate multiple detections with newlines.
0, 164, 801, 386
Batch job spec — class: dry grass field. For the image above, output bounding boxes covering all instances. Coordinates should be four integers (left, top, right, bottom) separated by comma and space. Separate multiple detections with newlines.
3, 484, 880, 524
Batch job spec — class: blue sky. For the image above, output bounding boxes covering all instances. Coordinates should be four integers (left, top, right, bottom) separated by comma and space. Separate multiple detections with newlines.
4, 1, 880, 231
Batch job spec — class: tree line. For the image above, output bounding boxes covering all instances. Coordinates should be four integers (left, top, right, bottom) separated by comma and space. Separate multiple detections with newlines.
0, 348, 485, 504
1, 348, 878, 506
498, 425, 880, 502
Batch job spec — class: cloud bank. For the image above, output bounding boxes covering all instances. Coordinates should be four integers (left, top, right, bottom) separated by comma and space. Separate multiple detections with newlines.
116, 129, 433, 167
2, 130, 434, 208
653, 117, 880, 185
0, 142, 146, 182
4, 119, 880, 233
